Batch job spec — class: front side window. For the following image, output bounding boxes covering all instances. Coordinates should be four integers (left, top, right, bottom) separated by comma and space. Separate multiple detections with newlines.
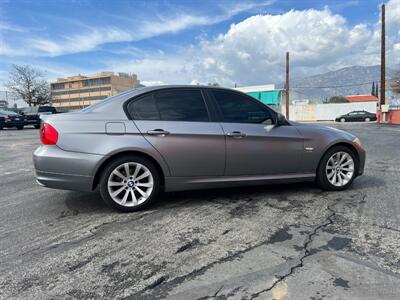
212, 90, 273, 124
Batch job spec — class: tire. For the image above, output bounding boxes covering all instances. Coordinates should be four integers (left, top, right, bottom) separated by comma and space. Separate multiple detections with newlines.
99, 154, 161, 212
365, 117, 371, 122
34, 124, 40, 129
0, 126, 3, 130
340, 118, 346, 122
317, 146, 358, 191
17, 125, 24, 130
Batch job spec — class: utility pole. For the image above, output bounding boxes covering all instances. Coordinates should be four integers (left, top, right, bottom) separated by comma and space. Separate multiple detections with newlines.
380, 4, 386, 112
285, 52, 290, 119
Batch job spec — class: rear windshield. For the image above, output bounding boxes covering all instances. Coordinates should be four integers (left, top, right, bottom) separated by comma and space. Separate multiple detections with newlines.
22, 107, 38, 113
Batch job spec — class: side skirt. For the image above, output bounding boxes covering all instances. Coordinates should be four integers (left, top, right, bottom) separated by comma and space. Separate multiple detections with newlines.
164, 173, 316, 192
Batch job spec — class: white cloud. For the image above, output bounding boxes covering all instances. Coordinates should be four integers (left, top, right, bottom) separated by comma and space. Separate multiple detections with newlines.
2, 1, 274, 57
2, 0, 399, 87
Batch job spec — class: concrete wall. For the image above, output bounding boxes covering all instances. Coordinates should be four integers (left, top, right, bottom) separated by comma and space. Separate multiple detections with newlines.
289, 102, 377, 121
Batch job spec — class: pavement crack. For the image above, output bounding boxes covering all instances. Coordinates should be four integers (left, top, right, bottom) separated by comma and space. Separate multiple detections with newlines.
250, 204, 337, 299
195, 285, 224, 300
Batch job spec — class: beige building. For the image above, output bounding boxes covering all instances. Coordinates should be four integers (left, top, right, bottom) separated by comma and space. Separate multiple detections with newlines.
50, 72, 140, 111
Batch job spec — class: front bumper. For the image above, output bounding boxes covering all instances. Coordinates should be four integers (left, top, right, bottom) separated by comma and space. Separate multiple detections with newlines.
356, 146, 366, 176
33, 145, 104, 192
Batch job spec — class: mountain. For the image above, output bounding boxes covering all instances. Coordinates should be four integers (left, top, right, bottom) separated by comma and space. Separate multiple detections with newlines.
278, 65, 396, 103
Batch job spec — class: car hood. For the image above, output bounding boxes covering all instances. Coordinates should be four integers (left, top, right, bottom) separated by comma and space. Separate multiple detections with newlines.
290, 121, 356, 141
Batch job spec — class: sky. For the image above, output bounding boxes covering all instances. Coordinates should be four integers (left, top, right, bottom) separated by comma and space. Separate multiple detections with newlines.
0, 0, 399, 88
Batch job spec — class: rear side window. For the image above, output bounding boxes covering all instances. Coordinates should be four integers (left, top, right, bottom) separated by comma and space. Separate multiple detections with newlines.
212, 90, 273, 124
128, 90, 209, 122
155, 90, 209, 122
129, 95, 159, 120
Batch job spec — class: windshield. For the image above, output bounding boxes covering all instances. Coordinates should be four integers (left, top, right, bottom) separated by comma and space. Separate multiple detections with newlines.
0, 110, 18, 116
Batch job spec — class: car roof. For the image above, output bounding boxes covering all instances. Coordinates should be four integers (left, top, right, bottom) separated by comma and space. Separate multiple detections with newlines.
81, 85, 239, 114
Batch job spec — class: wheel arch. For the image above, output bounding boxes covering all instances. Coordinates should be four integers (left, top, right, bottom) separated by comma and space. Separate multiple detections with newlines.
317, 142, 360, 174
92, 150, 166, 191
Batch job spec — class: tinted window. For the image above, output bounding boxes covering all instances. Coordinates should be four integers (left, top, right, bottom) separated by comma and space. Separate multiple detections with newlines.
129, 90, 209, 122
155, 90, 209, 122
213, 90, 273, 124
38, 106, 56, 113
129, 95, 159, 120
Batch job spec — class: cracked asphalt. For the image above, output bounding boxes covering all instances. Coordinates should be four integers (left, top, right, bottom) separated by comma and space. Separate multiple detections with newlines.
1, 123, 399, 300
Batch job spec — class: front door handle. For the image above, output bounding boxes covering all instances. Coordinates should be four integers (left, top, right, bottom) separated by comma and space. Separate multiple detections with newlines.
226, 131, 246, 138
147, 129, 170, 136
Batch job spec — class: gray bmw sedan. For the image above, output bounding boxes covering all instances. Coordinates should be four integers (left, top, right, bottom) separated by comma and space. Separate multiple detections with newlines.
34, 86, 365, 212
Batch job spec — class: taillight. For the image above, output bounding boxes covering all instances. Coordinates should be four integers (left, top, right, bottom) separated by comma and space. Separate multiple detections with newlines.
41, 123, 58, 145
4, 116, 11, 122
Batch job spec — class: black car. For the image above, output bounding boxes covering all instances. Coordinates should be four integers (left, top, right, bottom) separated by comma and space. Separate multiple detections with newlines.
21, 106, 58, 128
335, 110, 377, 122
0, 110, 25, 130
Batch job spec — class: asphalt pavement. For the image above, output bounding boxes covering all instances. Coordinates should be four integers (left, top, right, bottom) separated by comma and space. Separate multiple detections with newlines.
0, 123, 399, 299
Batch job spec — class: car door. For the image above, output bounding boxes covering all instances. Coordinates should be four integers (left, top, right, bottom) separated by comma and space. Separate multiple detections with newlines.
210, 89, 303, 176
127, 89, 225, 177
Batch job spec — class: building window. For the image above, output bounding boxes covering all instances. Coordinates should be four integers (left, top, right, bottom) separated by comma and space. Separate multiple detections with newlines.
82, 77, 111, 87
51, 83, 65, 90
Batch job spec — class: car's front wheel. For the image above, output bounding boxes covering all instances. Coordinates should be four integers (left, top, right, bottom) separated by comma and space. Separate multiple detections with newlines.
99, 155, 161, 212
317, 146, 358, 191
17, 125, 24, 130
340, 118, 346, 122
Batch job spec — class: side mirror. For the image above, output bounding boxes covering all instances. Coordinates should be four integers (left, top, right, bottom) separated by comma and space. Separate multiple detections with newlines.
275, 113, 287, 126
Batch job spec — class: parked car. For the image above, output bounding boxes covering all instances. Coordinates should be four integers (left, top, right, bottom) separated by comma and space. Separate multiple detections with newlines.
0, 110, 25, 130
335, 110, 377, 122
22, 106, 58, 128
33, 86, 365, 212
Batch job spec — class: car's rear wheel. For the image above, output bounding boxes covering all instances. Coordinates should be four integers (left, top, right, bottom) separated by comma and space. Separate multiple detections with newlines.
317, 146, 358, 191
17, 125, 24, 130
365, 117, 371, 122
99, 155, 160, 212
340, 118, 346, 122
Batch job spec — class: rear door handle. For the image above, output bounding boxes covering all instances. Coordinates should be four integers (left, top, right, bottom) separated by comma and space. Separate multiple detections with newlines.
147, 129, 170, 136
226, 131, 246, 138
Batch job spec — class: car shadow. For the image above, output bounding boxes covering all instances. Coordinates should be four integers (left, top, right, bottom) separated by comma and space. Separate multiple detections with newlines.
62, 175, 383, 214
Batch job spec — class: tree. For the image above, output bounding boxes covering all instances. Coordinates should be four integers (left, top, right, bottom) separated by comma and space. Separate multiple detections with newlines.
371, 82, 375, 96
328, 96, 349, 103
375, 82, 379, 98
6, 64, 50, 107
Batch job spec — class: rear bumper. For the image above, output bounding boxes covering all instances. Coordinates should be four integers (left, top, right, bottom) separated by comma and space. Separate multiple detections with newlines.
33, 145, 104, 192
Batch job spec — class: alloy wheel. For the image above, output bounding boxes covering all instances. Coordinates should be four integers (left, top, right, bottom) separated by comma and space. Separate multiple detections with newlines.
107, 162, 154, 207
325, 151, 354, 187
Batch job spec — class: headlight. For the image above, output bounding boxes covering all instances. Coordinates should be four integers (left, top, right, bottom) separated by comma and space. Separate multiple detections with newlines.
353, 137, 362, 148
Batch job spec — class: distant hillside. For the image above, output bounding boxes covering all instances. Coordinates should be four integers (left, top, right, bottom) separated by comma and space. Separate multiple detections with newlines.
278, 65, 395, 103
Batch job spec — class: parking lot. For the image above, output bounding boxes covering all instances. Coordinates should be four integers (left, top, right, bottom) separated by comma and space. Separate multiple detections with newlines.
1, 123, 400, 299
